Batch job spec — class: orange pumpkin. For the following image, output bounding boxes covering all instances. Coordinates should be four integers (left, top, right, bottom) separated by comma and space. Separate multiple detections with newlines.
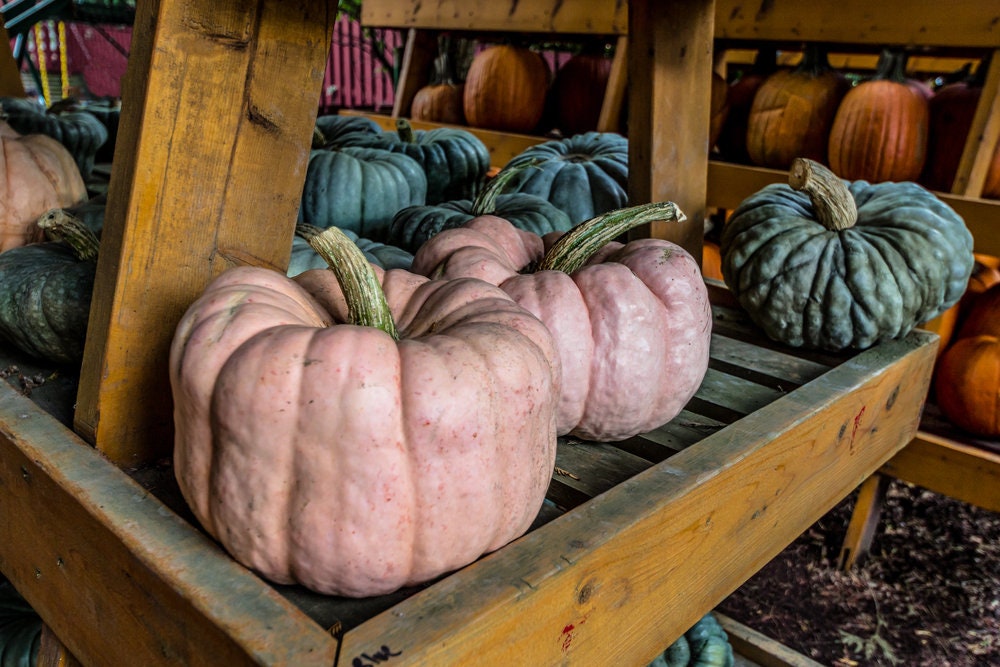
745, 44, 849, 169
717, 48, 778, 163
923, 254, 1000, 353
548, 51, 613, 136
702, 239, 724, 282
463, 44, 549, 133
935, 333, 1000, 437
0, 120, 87, 251
922, 63, 981, 193
411, 41, 467, 125
828, 49, 929, 183
709, 71, 731, 150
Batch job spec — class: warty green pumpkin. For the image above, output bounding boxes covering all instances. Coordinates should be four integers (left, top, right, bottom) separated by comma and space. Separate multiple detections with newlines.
169, 227, 560, 597
412, 202, 711, 441
720, 158, 974, 351
649, 613, 734, 667
0, 209, 98, 364
298, 146, 427, 242
502, 131, 629, 224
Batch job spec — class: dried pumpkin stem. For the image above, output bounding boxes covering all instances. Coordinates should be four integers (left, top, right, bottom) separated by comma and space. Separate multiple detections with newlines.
470, 158, 543, 217
298, 224, 399, 340
35, 209, 100, 261
395, 118, 416, 144
538, 201, 687, 274
788, 158, 858, 231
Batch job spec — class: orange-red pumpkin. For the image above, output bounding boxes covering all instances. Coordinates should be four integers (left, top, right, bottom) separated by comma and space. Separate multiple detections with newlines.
717, 48, 778, 163
463, 44, 549, 133
411, 42, 466, 125
745, 44, 849, 169
828, 49, 930, 183
935, 333, 1000, 436
921, 63, 981, 192
548, 51, 614, 136
0, 120, 87, 251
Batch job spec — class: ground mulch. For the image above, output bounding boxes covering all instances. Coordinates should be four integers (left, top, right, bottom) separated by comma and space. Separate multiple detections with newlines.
718, 480, 1000, 666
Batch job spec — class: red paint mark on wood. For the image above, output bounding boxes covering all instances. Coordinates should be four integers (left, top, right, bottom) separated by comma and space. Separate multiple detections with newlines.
852, 406, 866, 440
561, 623, 575, 652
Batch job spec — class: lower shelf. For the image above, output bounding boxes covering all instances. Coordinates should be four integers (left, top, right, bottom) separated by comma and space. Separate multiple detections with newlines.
0, 284, 937, 665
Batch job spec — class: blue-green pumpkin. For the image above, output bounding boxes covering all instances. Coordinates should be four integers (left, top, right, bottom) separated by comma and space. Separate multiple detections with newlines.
0, 97, 108, 179
0, 577, 41, 667
502, 131, 628, 224
288, 225, 413, 276
720, 158, 974, 351
649, 613, 734, 667
313, 114, 382, 149
298, 146, 427, 242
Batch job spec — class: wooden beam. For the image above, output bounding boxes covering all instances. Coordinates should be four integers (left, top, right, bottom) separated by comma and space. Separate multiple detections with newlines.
391, 28, 438, 118
952, 50, 1000, 197
0, 25, 25, 97
596, 36, 628, 134
627, 0, 714, 258
75, 0, 334, 466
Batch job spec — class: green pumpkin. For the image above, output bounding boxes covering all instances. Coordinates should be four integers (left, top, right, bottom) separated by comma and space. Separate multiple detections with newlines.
313, 114, 382, 149
288, 224, 413, 276
649, 613, 734, 667
0, 97, 109, 178
0, 577, 41, 667
386, 163, 573, 253
0, 210, 98, 364
721, 158, 974, 351
502, 131, 628, 224
358, 119, 491, 205
298, 146, 427, 242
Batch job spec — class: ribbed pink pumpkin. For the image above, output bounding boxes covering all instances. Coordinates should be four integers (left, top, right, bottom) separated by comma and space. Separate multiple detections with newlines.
0, 120, 87, 251
412, 202, 712, 441
169, 230, 560, 597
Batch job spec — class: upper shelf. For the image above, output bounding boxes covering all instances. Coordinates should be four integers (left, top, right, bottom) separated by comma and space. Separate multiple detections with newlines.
361, 0, 1000, 48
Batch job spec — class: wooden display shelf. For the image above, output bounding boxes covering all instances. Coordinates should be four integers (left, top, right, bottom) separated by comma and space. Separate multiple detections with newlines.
0, 284, 937, 666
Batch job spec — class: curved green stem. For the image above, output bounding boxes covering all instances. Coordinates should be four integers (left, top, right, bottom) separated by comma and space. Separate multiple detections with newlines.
538, 201, 687, 274
788, 158, 858, 231
35, 209, 100, 261
472, 157, 545, 216
297, 224, 399, 340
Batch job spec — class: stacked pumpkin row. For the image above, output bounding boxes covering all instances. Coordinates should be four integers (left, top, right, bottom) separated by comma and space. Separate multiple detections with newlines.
716, 46, 1000, 196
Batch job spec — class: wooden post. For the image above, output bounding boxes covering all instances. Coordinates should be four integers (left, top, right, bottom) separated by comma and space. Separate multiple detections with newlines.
952, 49, 1000, 197
596, 35, 628, 134
74, 0, 335, 466
627, 0, 715, 259
0, 25, 25, 97
391, 28, 438, 118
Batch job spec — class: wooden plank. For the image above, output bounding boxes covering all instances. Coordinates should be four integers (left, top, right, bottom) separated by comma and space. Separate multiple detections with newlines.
627, 0, 714, 259
837, 473, 890, 570
361, 0, 628, 35
596, 35, 628, 133
391, 28, 438, 118
883, 432, 1000, 512
952, 49, 1000, 197
0, 382, 338, 666
714, 0, 1000, 48
74, 0, 334, 466
0, 25, 25, 97
342, 110, 548, 168
707, 161, 1000, 256
715, 613, 826, 667
693, 367, 788, 418
37, 625, 83, 667
708, 335, 830, 388
337, 330, 936, 666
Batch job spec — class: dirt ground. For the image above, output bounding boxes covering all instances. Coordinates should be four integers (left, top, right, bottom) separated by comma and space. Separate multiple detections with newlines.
718, 480, 1000, 666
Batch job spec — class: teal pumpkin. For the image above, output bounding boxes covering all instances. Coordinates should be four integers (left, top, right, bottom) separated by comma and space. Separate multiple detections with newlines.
0, 210, 98, 364
298, 146, 427, 241
288, 225, 413, 276
386, 164, 573, 253
313, 114, 382, 149
0, 577, 41, 667
502, 131, 628, 224
0, 97, 108, 178
355, 119, 491, 205
649, 613, 734, 667
721, 158, 974, 351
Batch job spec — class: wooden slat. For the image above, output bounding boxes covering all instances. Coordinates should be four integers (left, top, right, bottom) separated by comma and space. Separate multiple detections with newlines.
693, 367, 788, 418
0, 382, 338, 666
552, 438, 653, 498
74, 0, 334, 466
836, 473, 890, 570
361, 0, 628, 35
952, 49, 1000, 197
0, 25, 25, 97
627, 0, 714, 259
337, 330, 936, 666
709, 335, 831, 388
391, 28, 438, 118
596, 35, 628, 133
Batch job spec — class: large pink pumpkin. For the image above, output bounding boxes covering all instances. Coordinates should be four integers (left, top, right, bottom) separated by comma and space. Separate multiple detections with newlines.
169, 240, 560, 597
412, 202, 713, 441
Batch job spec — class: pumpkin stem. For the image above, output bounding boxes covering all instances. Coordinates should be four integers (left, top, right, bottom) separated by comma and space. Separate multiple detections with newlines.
538, 201, 687, 273
396, 118, 416, 144
788, 158, 858, 231
35, 209, 100, 261
872, 48, 910, 83
795, 43, 836, 78
298, 224, 399, 340
311, 125, 327, 149
470, 159, 541, 216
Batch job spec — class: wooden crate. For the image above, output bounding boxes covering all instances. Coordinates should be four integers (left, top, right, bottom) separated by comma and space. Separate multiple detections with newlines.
0, 284, 937, 666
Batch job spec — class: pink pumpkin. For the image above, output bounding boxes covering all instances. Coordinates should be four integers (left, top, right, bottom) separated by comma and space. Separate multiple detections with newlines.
412, 202, 713, 441
170, 229, 560, 597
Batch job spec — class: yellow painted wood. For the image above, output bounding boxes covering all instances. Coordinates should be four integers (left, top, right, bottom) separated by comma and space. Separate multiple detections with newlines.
341, 110, 548, 167
627, 0, 714, 258
0, 381, 338, 666
952, 50, 1000, 197
596, 36, 628, 133
338, 332, 936, 666
391, 28, 438, 118
0, 26, 25, 97
74, 0, 334, 466
884, 433, 1000, 512
361, 0, 627, 35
